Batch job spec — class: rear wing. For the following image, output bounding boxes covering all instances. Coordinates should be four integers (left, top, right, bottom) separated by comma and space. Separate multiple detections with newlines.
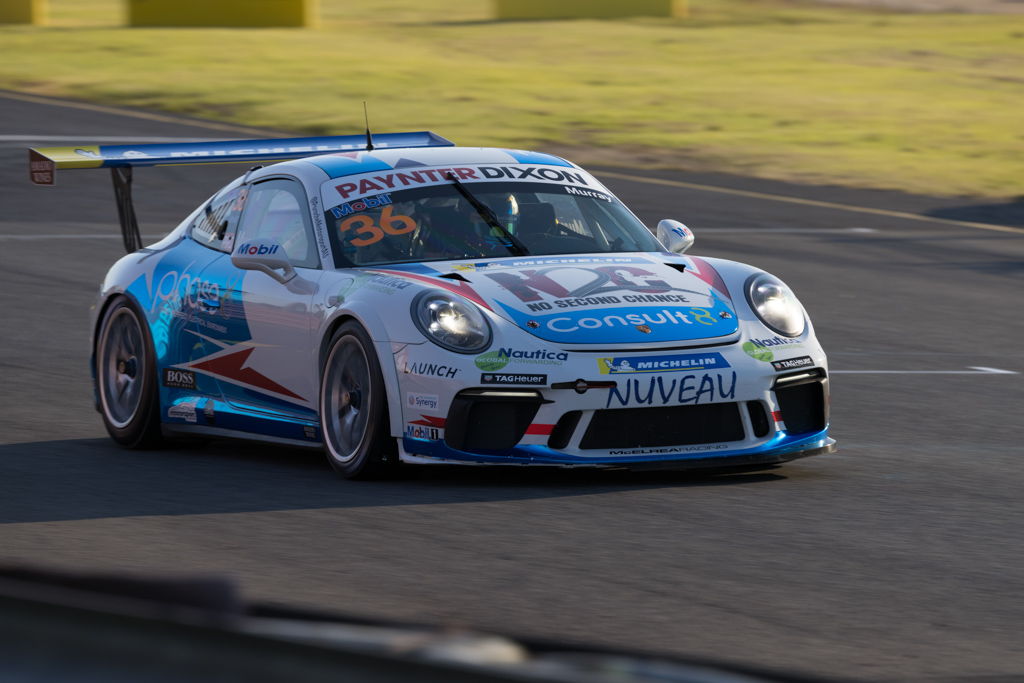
28, 132, 454, 251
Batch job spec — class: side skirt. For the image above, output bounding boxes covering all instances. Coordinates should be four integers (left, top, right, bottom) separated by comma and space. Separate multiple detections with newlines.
162, 424, 323, 450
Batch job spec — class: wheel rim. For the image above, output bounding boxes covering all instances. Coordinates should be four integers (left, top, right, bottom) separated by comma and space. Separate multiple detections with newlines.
322, 337, 372, 464
99, 307, 146, 429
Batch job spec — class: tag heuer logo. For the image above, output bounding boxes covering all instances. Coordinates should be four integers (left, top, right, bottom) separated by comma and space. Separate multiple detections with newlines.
771, 356, 814, 372
479, 372, 547, 386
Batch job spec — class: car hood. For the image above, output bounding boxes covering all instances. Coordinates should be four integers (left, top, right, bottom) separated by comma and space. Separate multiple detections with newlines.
367, 253, 739, 345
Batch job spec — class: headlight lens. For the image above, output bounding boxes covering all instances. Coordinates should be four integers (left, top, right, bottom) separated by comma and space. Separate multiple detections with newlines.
412, 291, 492, 354
745, 273, 806, 338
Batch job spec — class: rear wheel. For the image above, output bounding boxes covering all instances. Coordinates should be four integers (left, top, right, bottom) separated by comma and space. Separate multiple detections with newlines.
319, 322, 396, 478
96, 297, 161, 448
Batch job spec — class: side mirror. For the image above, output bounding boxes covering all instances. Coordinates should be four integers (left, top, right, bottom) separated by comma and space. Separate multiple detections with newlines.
231, 239, 296, 284
656, 219, 694, 254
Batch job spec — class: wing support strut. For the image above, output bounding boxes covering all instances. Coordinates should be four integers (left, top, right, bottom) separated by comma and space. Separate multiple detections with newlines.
111, 167, 142, 253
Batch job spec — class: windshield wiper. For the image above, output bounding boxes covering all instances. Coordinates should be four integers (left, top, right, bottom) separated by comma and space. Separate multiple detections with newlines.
444, 172, 528, 257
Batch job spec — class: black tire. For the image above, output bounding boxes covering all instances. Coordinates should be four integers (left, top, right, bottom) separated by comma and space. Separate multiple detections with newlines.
319, 321, 397, 479
95, 296, 162, 448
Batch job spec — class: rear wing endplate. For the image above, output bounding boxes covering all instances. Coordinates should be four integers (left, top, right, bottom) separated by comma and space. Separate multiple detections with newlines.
28, 132, 454, 251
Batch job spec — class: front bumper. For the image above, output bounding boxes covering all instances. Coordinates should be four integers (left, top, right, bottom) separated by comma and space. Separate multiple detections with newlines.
392, 335, 834, 469
399, 432, 836, 469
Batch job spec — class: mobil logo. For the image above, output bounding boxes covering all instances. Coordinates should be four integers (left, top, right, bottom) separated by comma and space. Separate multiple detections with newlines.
236, 242, 280, 256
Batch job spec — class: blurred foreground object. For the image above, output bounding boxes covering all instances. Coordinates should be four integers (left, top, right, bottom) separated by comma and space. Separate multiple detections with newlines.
0, 0, 46, 24
128, 0, 319, 27
0, 564, 840, 682
494, 0, 687, 20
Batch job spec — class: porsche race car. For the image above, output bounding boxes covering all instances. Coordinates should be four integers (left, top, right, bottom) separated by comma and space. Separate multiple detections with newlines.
29, 132, 835, 477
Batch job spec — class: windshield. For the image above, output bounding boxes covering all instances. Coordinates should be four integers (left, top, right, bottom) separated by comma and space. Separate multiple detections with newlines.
323, 181, 662, 268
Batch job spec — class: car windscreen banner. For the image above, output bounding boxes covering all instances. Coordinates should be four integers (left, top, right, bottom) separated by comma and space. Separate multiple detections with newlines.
322, 164, 602, 209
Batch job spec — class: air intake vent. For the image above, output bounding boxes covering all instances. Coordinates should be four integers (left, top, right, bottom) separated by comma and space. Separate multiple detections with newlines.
548, 411, 582, 450
579, 403, 744, 450
444, 389, 544, 451
746, 401, 770, 438
775, 382, 825, 435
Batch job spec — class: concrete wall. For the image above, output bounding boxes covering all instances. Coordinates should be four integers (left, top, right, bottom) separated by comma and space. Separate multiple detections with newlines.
0, 0, 47, 24
127, 0, 319, 28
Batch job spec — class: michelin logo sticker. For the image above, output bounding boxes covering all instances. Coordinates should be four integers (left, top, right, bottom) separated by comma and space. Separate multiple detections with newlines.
598, 353, 730, 374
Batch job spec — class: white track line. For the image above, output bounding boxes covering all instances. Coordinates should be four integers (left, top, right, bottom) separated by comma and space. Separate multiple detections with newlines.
831, 367, 1017, 375
597, 170, 1024, 236
0, 234, 165, 240
0, 90, 282, 137
700, 227, 878, 234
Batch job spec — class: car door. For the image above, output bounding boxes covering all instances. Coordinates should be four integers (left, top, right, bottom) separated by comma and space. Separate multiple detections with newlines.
152, 182, 247, 423
189, 177, 324, 422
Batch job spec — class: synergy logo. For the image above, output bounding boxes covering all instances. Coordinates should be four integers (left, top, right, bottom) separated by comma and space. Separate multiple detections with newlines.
597, 352, 730, 375
236, 242, 280, 256
406, 393, 440, 412
475, 348, 569, 371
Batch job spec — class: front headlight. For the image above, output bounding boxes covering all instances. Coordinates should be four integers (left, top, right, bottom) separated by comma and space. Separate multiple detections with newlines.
745, 273, 806, 337
412, 290, 492, 354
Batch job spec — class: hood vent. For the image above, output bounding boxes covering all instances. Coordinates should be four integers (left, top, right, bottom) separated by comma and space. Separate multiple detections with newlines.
439, 272, 471, 282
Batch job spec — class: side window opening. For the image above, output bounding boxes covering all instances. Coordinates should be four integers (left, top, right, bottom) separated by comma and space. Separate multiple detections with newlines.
236, 179, 320, 269
191, 184, 245, 252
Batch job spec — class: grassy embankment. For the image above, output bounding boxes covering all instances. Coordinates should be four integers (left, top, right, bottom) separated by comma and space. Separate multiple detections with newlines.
1, 0, 1022, 197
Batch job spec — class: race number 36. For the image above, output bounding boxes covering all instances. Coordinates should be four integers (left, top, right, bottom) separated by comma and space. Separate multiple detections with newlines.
339, 206, 416, 247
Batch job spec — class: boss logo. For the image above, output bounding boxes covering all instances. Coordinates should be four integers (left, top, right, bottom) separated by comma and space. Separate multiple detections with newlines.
163, 368, 197, 390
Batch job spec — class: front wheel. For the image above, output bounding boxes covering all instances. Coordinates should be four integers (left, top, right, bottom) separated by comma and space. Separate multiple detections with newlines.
319, 322, 396, 478
95, 297, 161, 448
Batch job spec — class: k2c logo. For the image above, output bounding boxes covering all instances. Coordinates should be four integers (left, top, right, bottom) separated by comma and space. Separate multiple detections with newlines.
485, 266, 680, 303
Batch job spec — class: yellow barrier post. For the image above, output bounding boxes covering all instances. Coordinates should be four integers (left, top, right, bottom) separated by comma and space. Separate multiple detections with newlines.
0, 0, 47, 24
127, 0, 319, 28
494, 0, 687, 20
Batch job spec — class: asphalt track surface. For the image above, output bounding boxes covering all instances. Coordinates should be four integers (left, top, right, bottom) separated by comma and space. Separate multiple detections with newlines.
1, 91, 1023, 682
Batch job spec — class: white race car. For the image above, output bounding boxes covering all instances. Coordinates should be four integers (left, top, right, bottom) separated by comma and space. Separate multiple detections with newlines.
30, 132, 835, 477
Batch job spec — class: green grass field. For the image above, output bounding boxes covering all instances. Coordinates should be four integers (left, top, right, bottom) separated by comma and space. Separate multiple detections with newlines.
2, 0, 1022, 198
